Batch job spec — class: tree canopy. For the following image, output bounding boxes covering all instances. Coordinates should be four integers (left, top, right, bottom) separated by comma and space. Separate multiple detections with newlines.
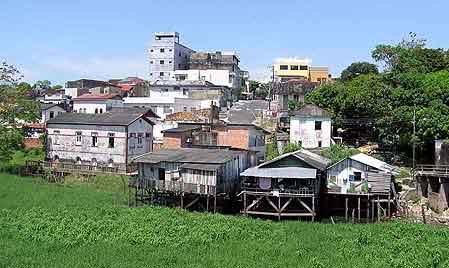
0, 61, 39, 161
340, 62, 378, 81
306, 33, 449, 154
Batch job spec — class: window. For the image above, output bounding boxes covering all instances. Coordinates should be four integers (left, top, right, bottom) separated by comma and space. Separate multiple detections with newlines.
200, 76, 206, 81
150, 72, 153, 76
53, 130, 60, 145
182, 88, 188, 95
91, 132, 98, 147
178, 64, 181, 68
129, 133, 136, 148
49, 111, 55, 118
294, 95, 299, 101
75, 131, 82, 146
160, 60, 164, 64
228, 75, 233, 84
137, 133, 143, 147
100, 87, 104, 94
169, 49, 172, 52
145, 133, 151, 138
280, 65, 288, 70
190, 107, 196, 112
108, 133, 115, 148
300, 65, 308, 70
163, 106, 171, 113
290, 65, 299, 70
354, 172, 362, 181
150, 61, 154, 64
150, 49, 154, 52
160, 48, 165, 53
179, 52, 182, 57
99, 108, 103, 114
169, 61, 172, 64
160, 72, 164, 77
162, 88, 168, 92
95, 108, 98, 114
318, 141, 322, 148
183, 106, 187, 112
315, 121, 322, 130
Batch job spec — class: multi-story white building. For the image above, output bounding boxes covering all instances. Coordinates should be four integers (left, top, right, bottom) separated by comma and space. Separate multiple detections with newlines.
289, 104, 332, 149
73, 93, 123, 114
148, 32, 195, 81
46, 111, 154, 167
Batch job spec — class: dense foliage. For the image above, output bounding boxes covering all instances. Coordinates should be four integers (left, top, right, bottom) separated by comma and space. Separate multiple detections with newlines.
340, 61, 379, 81
306, 34, 449, 152
0, 62, 39, 161
321, 144, 360, 164
1, 174, 449, 267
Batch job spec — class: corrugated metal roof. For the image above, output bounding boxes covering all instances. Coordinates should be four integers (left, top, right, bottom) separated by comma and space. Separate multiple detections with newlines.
350, 153, 400, 175
240, 167, 316, 179
133, 148, 243, 164
46, 112, 152, 126
258, 149, 331, 171
180, 163, 220, 171
290, 104, 332, 118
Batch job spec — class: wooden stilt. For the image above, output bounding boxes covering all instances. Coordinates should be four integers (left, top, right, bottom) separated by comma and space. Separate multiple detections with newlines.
377, 195, 380, 222
366, 197, 370, 222
352, 209, 355, 224
387, 193, 391, 218
278, 196, 281, 221
206, 194, 209, 212
213, 194, 217, 213
371, 199, 375, 222
357, 197, 361, 222
243, 191, 247, 216
345, 197, 349, 222
180, 193, 184, 208
312, 196, 315, 222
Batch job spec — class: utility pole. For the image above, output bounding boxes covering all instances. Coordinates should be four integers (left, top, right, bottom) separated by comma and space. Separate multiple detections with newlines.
413, 108, 416, 170
268, 65, 275, 111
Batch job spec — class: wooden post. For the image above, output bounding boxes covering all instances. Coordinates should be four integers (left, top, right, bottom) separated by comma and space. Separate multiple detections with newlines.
278, 196, 281, 221
352, 209, 355, 224
312, 196, 315, 222
345, 197, 349, 222
180, 192, 184, 208
243, 191, 247, 216
213, 194, 217, 213
387, 193, 391, 218
357, 197, 361, 223
206, 194, 209, 212
377, 195, 380, 222
366, 197, 370, 222
421, 204, 427, 224
371, 199, 375, 222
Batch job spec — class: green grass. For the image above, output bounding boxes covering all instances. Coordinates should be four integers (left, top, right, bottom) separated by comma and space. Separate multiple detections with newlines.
1, 174, 449, 267
0, 148, 45, 173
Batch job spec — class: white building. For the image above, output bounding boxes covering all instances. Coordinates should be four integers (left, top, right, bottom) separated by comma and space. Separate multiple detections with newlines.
40, 103, 66, 123
73, 93, 123, 114
173, 69, 240, 89
326, 153, 399, 194
148, 32, 195, 81
123, 97, 175, 120
289, 104, 332, 149
46, 111, 154, 167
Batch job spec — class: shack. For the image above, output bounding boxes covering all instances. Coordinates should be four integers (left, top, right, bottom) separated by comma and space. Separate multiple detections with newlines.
239, 149, 331, 221
325, 153, 400, 222
131, 148, 252, 211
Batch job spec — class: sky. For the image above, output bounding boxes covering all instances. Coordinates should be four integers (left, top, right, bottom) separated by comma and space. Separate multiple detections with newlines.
2, 0, 449, 85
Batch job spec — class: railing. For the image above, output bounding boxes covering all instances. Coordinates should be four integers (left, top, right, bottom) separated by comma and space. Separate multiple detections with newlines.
26, 160, 137, 175
241, 185, 315, 196
413, 165, 449, 177
129, 178, 217, 195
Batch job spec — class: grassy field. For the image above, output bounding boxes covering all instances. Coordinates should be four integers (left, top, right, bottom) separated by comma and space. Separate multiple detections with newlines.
1, 174, 449, 267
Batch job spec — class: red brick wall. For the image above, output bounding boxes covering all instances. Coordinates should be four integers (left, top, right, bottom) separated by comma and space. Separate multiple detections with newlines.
216, 128, 249, 150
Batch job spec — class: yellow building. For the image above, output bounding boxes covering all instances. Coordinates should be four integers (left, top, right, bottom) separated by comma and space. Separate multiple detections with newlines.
309, 66, 330, 83
273, 58, 312, 82
273, 58, 330, 83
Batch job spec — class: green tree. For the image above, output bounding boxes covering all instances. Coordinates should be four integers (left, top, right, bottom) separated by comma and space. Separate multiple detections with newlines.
0, 61, 39, 161
266, 135, 279, 160
321, 144, 359, 164
340, 62, 379, 81
288, 100, 304, 111
52, 84, 63, 90
281, 142, 302, 154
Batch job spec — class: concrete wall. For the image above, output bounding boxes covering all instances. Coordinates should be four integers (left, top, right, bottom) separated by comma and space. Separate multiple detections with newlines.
148, 33, 194, 81
47, 119, 153, 165
73, 99, 123, 114
41, 106, 66, 123
290, 116, 331, 148
173, 69, 239, 89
